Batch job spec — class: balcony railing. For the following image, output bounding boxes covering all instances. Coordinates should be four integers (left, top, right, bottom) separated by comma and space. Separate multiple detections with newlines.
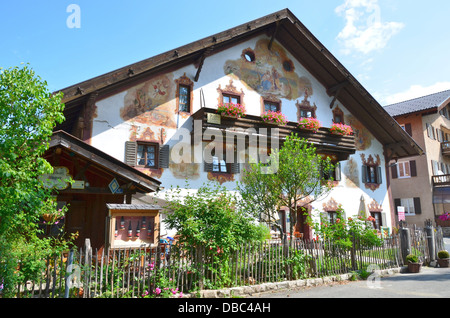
442, 141, 450, 156
191, 108, 356, 161
433, 174, 450, 185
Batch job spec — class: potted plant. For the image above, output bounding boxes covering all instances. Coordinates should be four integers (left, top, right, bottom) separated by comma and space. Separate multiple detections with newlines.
261, 110, 288, 126
217, 102, 246, 118
437, 250, 450, 268
330, 123, 353, 136
298, 117, 321, 132
406, 254, 422, 273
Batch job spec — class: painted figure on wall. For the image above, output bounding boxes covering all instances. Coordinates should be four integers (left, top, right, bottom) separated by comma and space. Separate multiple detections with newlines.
121, 74, 177, 129
224, 38, 312, 100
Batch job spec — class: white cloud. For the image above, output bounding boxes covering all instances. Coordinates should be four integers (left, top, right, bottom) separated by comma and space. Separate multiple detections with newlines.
383, 82, 450, 105
335, 0, 404, 55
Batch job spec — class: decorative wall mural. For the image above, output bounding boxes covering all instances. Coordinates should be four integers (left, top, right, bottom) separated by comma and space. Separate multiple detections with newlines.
346, 114, 372, 150
344, 157, 359, 188
224, 38, 312, 100
121, 74, 177, 128
169, 163, 200, 180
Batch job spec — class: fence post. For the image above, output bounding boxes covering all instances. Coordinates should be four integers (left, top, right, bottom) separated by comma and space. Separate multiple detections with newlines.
64, 249, 74, 298
425, 219, 436, 264
83, 239, 92, 298
399, 223, 411, 265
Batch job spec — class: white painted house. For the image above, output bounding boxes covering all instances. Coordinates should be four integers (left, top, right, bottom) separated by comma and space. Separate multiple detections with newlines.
54, 9, 422, 247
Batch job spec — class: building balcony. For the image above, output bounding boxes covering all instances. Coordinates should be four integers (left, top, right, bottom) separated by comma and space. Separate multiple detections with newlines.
442, 141, 450, 157
191, 108, 356, 161
432, 174, 450, 186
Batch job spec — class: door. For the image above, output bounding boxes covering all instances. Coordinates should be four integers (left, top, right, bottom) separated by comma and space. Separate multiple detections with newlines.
66, 200, 87, 247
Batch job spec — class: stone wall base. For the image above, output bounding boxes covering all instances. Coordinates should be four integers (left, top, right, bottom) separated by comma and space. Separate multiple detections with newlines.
183, 268, 402, 298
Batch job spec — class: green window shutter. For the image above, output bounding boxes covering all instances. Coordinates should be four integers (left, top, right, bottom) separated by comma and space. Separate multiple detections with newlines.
376, 166, 382, 184
361, 166, 367, 183
159, 145, 170, 168
124, 141, 137, 166
229, 162, 240, 174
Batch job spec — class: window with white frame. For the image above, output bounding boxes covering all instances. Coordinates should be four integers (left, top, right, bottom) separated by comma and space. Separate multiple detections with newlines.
397, 161, 411, 178
400, 198, 416, 215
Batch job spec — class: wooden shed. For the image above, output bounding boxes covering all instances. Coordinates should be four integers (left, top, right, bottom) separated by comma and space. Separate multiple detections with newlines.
42, 130, 161, 249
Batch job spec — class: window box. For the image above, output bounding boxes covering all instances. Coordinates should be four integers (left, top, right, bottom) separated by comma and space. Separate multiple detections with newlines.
261, 110, 288, 126
330, 123, 353, 136
217, 102, 246, 118
298, 117, 321, 132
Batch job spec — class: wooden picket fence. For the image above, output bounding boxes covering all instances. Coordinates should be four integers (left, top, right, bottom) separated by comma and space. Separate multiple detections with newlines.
14, 234, 409, 298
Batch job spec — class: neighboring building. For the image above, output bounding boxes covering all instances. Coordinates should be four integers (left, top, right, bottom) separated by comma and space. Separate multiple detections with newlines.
52, 9, 422, 249
384, 89, 450, 229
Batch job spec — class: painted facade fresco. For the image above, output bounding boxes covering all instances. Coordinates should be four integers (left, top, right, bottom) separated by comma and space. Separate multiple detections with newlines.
88, 34, 392, 236
224, 39, 312, 100
120, 73, 177, 129
346, 114, 372, 150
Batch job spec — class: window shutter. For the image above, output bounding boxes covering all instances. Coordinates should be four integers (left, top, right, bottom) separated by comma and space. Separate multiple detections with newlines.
376, 166, 382, 184
391, 164, 398, 179
414, 197, 422, 214
409, 160, 417, 177
204, 151, 213, 172
394, 198, 401, 215
229, 162, 240, 174
334, 162, 341, 181
404, 123, 412, 136
159, 145, 170, 168
361, 166, 367, 183
124, 141, 137, 166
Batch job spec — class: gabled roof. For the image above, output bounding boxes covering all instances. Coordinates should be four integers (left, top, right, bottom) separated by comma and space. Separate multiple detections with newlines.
48, 130, 161, 193
55, 8, 423, 159
384, 89, 450, 117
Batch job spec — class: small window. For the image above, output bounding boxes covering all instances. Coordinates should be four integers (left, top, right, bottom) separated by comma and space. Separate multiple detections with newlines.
212, 156, 228, 173
223, 94, 240, 105
370, 212, 382, 229
264, 100, 280, 112
300, 108, 315, 118
401, 198, 416, 215
178, 85, 190, 113
362, 165, 382, 184
397, 161, 411, 178
327, 211, 338, 224
137, 143, 158, 168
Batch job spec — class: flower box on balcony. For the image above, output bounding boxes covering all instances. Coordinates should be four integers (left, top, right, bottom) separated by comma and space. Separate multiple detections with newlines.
298, 117, 321, 132
261, 110, 288, 126
330, 123, 353, 136
217, 102, 246, 118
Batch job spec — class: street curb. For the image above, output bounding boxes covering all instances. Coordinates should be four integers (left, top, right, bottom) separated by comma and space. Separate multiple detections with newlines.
185, 267, 402, 298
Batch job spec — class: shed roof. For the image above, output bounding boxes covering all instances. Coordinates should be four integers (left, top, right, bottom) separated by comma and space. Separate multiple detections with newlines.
49, 130, 161, 193
55, 8, 423, 159
384, 89, 450, 117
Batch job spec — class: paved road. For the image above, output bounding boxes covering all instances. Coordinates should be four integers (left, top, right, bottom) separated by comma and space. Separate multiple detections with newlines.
250, 266, 450, 298
250, 238, 450, 298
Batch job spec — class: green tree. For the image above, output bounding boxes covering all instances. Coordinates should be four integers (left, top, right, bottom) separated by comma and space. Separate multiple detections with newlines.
238, 133, 334, 239
163, 181, 265, 253
0, 64, 69, 297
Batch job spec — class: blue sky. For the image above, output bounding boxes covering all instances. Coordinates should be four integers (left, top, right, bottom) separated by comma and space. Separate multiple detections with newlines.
1, 0, 449, 106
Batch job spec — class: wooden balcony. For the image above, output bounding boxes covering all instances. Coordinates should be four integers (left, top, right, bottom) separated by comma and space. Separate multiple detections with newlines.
442, 141, 450, 157
432, 174, 450, 186
191, 108, 356, 161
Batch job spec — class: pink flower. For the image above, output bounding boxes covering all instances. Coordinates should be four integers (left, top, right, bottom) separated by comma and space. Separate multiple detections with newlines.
155, 288, 161, 295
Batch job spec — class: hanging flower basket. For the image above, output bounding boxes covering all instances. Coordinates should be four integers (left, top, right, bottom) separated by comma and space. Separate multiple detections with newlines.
217, 102, 246, 118
261, 110, 288, 126
298, 117, 321, 132
330, 123, 353, 136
